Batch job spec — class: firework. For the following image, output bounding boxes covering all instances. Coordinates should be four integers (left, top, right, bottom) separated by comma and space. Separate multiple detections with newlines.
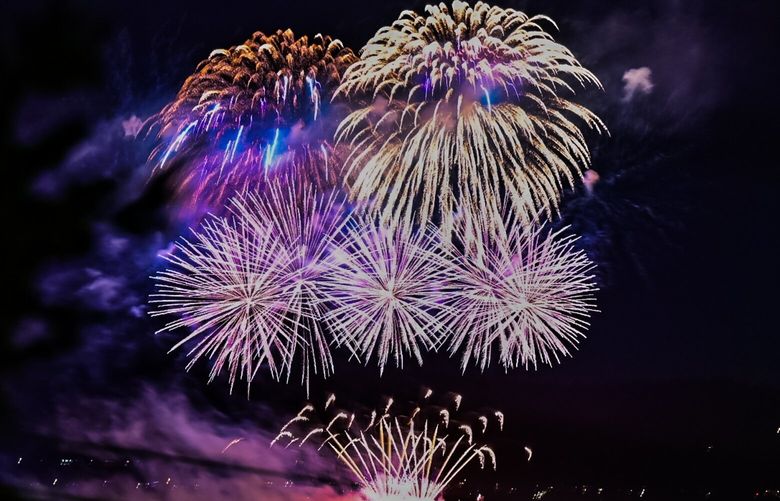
274, 392, 500, 500
150, 181, 347, 393
444, 215, 598, 371
320, 219, 452, 374
227, 179, 348, 391
147, 29, 357, 212
335, 1, 605, 235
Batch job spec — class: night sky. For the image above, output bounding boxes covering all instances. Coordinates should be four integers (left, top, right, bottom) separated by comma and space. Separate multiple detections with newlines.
1, 0, 778, 500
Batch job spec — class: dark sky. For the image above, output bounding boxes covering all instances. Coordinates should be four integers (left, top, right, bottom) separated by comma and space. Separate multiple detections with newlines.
1, 0, 778, 500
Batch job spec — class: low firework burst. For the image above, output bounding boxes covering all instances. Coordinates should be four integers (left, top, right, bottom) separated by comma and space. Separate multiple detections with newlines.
274, 391, 500, 500
335, 1, 605, 235
228, 179, 348, 392
444, 214, 598, 371
320, 220, 452, 374
150, 182, 347, 394
147, 29, 357, 212
149, 216, 298, 392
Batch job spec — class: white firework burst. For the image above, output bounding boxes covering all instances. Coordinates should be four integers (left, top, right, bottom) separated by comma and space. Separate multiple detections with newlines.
335, 1, 606, 236
320, 220, 453, 373
444, 217, 598, 371
150, 216, 300, 392
228, 178, 348, 391
150, 180, 347, 394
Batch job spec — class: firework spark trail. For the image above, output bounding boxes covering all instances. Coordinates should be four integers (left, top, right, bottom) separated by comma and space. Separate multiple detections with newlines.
146, 29, 357, 211
320, 219, 454, 374
443, 212, 598, 372
335, 1, 606, 236
150, 181, 348, 394
274, 392, 502, 500
221, 438, 244, 454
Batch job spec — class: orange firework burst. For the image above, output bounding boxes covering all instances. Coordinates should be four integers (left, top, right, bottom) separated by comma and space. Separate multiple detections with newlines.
146, 29, 357, 213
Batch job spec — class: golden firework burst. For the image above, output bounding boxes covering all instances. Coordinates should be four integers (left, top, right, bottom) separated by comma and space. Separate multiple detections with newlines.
335, 1, 606, 236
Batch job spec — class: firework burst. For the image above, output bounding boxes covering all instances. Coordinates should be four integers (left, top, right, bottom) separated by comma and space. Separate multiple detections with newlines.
147, 29, 357, 212
444, 214, 598, 371
227, 179, 348, 391
150, 181, 347, 394
274, 391, 500, 500
320, 220, 452, 374
335, 1, 605, 235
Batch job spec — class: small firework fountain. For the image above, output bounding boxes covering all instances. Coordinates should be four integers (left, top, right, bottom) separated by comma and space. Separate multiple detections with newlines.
273, 390, 501, 500
145, 29, 357, 213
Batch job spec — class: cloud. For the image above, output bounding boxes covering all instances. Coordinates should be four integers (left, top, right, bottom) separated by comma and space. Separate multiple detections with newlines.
621, 67, 654, 102
31, 113, 149, 199
7, 386, 359, 500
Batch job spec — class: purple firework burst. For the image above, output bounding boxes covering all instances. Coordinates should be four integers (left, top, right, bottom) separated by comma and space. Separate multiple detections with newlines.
320, 220, 453, 374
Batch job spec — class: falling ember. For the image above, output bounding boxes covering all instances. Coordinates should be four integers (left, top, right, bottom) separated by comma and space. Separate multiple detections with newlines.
326, 413, 349, 432
440, 410, 450, 428
460, 425, 474, 445
221, 438, 244, 454
301, 428, 324, 446
366, 410, 377, 431
335, 0, 605, 236
525, 446, 533, 461
495, 411, 505, 431
271, 431, 293, 448
454, 394, 462, 411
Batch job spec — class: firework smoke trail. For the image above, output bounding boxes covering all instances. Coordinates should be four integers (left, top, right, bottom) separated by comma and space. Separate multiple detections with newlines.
444, 211, 598, 372
320, 219, 453, 374
274, 391, 501, 500
146, 29, 357, 213
149, 182, 347, 394
335, 1, 605, 236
